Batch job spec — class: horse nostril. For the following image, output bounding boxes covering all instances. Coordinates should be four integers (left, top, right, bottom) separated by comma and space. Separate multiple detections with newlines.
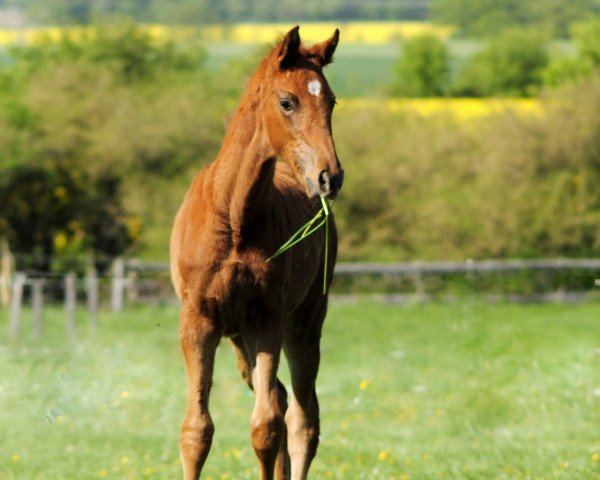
319, 170, 329, 188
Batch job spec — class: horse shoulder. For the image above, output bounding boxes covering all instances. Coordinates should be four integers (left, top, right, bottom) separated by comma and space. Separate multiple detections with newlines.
170, 164, 226, 300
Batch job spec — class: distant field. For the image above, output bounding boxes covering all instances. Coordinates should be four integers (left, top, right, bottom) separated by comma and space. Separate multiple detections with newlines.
0, 21, 454, 47
200, 21, 455, 44
338, 97, 544, 120
0, 21, 454, 98
1, 301, 599, 479
204, 40, 484, 97
204, 41, 401, 97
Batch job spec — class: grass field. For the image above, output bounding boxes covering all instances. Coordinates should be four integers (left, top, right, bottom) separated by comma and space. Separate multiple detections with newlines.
1, 300, 599, 479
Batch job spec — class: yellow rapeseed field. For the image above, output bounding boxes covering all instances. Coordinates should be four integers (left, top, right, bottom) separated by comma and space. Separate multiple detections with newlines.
201, 21, 454, 44
0, 21, 454, 47
0, 25, 91, 45
338, 97, 544, 120
0, 22, 540, 120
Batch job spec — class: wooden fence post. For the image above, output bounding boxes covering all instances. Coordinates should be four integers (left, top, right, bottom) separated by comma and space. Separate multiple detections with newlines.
9, 272, 26, 339
111, 257, 125, 312
410, 269, 425, 300
87, 263, 98, 329
31, 278, 44, 339
126, 270, 138, 304
65, 272, 76, 337
1, 238, 14, 309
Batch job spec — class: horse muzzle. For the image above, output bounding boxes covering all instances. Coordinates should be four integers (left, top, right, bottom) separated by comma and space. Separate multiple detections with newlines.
309, 168, 344, 199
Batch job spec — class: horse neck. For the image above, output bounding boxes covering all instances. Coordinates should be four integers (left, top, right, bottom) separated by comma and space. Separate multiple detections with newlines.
212, 91, 276, 242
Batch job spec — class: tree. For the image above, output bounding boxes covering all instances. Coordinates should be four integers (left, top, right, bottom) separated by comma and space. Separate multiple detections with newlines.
0, 23, 220, 266
453, 28, 549, 96
17, 0, 431, 24
572, 17, 600, 67
0, 163, 137, 272
543, 18, 600, 87
391, 34, 449, 97
431, 0, 599, 37
9, 21, 206, 84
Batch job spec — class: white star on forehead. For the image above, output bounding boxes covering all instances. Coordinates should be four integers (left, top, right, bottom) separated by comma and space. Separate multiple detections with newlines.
307, 79, 322, 96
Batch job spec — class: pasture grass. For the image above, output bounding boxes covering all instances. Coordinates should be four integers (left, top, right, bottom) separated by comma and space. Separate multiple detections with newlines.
1, 300, 599, 479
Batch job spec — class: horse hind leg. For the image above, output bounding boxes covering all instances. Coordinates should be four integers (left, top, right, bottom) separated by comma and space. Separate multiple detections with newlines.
179, 304, 221, 480
232, 335, 290, 479
274, 379, 290, 479
284, 348, 321, 480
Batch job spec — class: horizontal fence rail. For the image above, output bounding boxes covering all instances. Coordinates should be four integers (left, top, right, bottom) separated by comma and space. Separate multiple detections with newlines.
2, 256, 599, 339
333, 258, 600, 275
123, 258, 600, 276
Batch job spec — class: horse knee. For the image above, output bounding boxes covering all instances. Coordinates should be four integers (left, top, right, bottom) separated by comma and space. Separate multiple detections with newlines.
180, 413, 215, 462
251, 409, 286, 461
287, 415, 319, 447
285, 395, 320, 461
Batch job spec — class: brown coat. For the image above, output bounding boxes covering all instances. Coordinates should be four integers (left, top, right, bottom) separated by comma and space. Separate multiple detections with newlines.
170, 26, 343, 480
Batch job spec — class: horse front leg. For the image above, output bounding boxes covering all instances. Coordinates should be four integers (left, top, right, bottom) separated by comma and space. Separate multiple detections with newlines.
283, 343, 321, 480
232, 335, 290, 480
247, 327, 287, 480
283, 302, 327, 480
179, 303, 221, 480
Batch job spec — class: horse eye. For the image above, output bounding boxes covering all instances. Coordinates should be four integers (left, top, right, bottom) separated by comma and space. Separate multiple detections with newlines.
279, 98, 294, 113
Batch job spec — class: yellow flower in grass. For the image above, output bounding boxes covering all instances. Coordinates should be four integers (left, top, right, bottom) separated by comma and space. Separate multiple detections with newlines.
98, 469, 108, 478
559, 461, 569, 470
359, 379, 370, 391
11, 453, 21, 463
592, 453, 599, 462
378, 449, 389, 461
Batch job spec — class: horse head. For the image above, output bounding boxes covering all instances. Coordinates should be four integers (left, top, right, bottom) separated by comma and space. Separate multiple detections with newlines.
261, 26, 344, 199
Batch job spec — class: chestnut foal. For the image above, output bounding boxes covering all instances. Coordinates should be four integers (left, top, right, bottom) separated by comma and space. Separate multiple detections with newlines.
170, 26, 343, 480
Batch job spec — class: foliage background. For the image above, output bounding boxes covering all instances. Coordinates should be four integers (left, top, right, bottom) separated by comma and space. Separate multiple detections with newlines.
1, 4, 600, 480
1, 2, 600, 267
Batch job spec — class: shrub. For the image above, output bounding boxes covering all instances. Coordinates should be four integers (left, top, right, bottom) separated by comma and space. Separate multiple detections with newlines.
334, 76, 600, 261
0, 163, 138, 272
390, 34, 450, 97
543, 18, 600, 87
453, 27, 549, 96
0, 23, 225, 263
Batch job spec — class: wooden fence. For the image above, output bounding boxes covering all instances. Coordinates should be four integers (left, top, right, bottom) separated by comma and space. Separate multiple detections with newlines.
335, 258, 600, 275
4, 258, 138, 339
2, 256, 600, 339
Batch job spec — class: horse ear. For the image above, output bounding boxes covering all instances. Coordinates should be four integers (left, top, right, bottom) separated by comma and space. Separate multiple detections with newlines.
308, 29, 340, 67
278, 25, 301, 69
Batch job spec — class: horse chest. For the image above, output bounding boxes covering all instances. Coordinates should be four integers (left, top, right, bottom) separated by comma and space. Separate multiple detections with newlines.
204, 258, 279, 336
